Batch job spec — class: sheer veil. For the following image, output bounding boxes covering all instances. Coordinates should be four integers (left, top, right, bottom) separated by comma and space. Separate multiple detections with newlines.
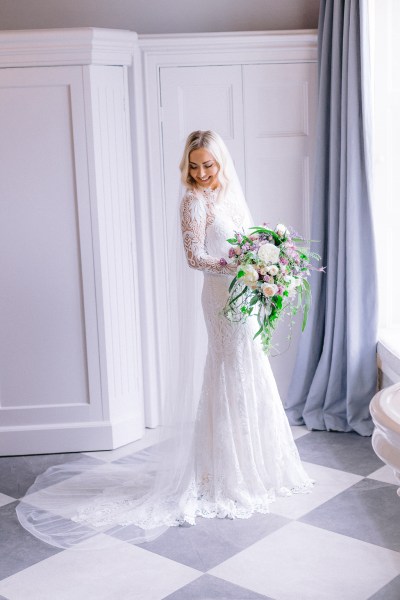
16, 131, 253, 550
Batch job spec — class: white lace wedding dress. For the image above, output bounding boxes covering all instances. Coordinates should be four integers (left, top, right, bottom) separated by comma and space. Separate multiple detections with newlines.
176, 187, 314, 522
16, 185, 313, 548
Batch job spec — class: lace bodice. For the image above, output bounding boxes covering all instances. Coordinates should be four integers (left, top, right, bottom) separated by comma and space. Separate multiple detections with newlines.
180, 187, 251, 275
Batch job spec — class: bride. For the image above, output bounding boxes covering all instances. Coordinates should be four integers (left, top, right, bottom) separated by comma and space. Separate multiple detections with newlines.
16, 130, 313, 549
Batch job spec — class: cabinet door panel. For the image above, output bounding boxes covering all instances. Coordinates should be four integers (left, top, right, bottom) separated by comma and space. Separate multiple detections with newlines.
243, 63, 317, 400
160, 65, 245, 242
155, 65, 245, 419
0, 66, 101, 427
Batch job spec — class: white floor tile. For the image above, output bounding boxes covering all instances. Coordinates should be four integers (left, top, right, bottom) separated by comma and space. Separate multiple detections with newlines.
0, 535, 201, 600
269, 461, 363, 520
209, 521, 400, 600
368, 464, 400, 486
82, 427, 162, 462
0, 492, 16, 508
290, 425, 311, 441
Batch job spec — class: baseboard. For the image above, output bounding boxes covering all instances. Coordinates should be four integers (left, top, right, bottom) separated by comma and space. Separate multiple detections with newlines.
0, 417, 144, 456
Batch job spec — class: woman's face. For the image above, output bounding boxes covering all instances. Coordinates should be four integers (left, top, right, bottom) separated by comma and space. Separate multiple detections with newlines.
188, 148, 220, 189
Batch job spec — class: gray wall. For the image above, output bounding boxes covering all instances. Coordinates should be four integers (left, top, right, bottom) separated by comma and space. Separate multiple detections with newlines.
0, 0, 319, 34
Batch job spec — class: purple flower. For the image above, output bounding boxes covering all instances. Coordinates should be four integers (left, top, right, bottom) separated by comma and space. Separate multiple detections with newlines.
219, 258, 227, 266
228, 248, 235, 258
280, 257, 288, 265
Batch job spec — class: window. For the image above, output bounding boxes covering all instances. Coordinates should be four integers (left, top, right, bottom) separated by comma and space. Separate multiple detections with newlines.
369, 0, 400, 351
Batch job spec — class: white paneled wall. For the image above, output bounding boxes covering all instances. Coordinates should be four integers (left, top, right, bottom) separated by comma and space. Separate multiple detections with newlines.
243, 62, 317, 399
0, 28, 317, 453
140, 32, 318, 414
0, 29, 144, 455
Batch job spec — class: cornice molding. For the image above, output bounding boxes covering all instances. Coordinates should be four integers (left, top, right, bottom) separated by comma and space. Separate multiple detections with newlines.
139, 29, 318, 63
0, 27, 138, 68
138, 29, 318, 67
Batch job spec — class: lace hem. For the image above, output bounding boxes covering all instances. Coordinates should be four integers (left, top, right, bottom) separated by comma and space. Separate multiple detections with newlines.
71, 478, 315, 531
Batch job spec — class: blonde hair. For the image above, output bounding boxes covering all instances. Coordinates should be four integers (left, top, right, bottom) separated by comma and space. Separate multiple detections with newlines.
179, 130, 234, 200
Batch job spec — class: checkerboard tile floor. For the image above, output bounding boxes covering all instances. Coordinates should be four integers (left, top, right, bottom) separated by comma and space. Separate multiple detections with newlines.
1, 426, 400, 600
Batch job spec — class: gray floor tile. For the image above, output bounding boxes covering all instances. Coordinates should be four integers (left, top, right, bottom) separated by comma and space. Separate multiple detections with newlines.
0, 501, 62, 580
132, 512, 289, 572
0, 453, 104, 498
368, 574, 400, 599
295, 430, 384, 476
163, 573, 272, 599
300, 478, 400, 552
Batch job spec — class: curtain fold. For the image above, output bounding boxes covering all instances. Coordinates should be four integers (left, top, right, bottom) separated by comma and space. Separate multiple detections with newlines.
285, 0, 377, 436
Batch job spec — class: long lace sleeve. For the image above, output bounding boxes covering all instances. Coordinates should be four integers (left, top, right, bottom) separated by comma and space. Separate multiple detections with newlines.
180, 192, 232, 274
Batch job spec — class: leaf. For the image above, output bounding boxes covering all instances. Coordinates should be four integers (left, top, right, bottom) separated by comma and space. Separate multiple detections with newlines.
228, 275, 238, 293
301, 278, 311, 331
237, 270, 245, 279
253, 324, 263, 339
274, 295, 283, 310
250, 295, 259, 306
226, 238, 237, 244
230, 286, 248, 305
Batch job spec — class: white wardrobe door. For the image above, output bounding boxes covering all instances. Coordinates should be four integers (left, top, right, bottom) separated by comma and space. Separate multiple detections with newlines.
152, 65, 245, 421
160, 64, 245, 237
243, 62, 317, 401
0, 66, 101, 430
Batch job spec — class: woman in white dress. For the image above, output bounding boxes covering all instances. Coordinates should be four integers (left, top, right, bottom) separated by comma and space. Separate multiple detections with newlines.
176, 130, 313, 521
16, 130, 313, 549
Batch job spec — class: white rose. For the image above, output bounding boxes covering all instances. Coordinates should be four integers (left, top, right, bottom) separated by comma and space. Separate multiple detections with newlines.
258, 243, 280, 265
284, 275, 300, 296
240, 265, 259, 286
276, 223, 289, 237
267, 264, 279, 276
261, 283, 279, 297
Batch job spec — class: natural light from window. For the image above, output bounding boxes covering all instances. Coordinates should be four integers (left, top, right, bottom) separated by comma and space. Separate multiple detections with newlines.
369, 0, 400, 352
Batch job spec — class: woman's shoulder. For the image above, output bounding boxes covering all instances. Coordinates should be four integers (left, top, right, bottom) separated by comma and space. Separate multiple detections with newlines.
180, 188, 207, 222
182, 187, 201, 201
181, 188, 205, 209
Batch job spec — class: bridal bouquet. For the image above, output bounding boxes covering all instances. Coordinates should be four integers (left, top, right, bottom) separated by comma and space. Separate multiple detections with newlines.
222, 223, 323, 354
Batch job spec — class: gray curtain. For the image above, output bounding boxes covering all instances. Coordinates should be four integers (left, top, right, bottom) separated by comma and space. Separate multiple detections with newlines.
285, 0, 377, 436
